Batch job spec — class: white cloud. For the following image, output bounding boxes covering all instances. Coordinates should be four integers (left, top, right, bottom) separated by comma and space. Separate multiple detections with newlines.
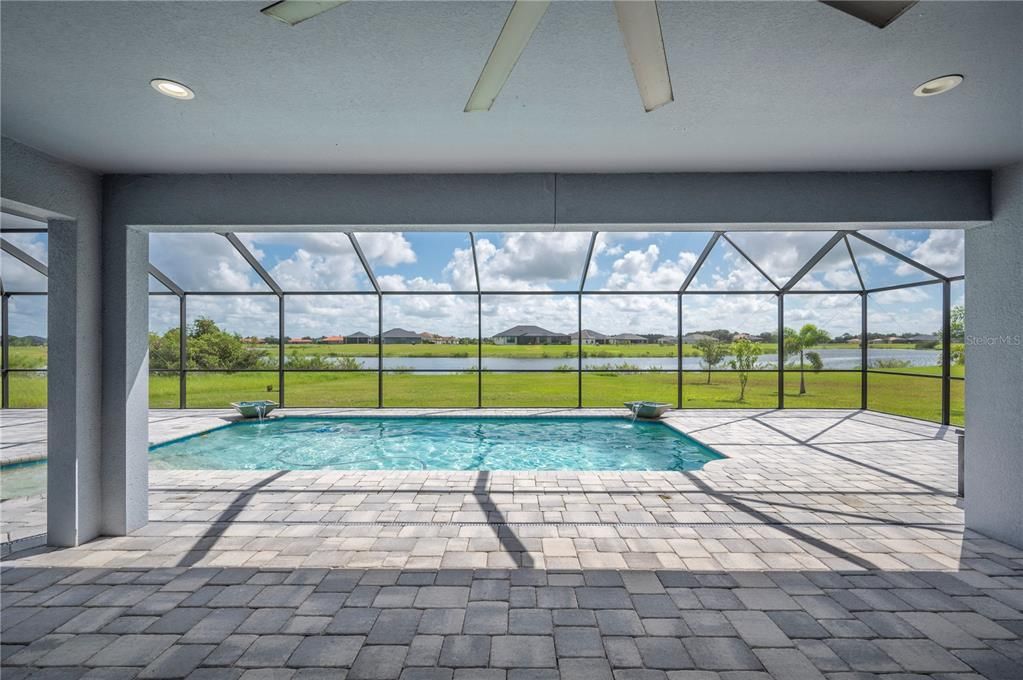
475, 233, 590, 290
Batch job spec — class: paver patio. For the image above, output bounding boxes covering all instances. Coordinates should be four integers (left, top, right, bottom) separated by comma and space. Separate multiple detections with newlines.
2, 408, 1022, 678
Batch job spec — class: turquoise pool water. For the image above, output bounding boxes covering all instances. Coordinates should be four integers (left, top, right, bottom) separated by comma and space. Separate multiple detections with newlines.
150, 417, 722, 472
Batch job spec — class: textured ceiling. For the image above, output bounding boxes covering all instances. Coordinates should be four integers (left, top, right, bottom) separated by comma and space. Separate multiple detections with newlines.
1, 0, 1020, 173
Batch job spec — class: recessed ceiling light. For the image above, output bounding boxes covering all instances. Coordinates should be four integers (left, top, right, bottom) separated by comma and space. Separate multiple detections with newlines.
913, 74, 963, 97
150, 79, 195, 100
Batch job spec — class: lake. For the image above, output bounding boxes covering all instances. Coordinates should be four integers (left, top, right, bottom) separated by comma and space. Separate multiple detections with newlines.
286, 348, 940, 372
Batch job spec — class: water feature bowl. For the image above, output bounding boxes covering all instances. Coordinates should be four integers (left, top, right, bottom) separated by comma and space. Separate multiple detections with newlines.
624, 401, 672, 420
231, 400, 278, 419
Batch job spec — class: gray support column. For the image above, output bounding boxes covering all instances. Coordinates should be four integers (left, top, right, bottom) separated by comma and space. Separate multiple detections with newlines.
47, 218, 104, 545
2, 294, 8, 408
777, 294, 785, 408
941, 281, 951, 425
99, 221, 149, 536
861, 293, 868, 409
965, 162, 1023, 549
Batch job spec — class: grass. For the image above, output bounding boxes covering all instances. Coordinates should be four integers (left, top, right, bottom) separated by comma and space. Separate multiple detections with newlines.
6, 346, 47, 369
7, 365, 965, 427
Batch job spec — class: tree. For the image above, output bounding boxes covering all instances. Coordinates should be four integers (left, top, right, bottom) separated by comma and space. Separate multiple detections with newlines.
148, 317, 272, 370
729, 337, 763, 402
950, 304, 965, 339
949, 304, 965, 365
784, 323, 831, 395
187, 318, 270, 369
695, 338, 726, 384
148, 329, 181, 370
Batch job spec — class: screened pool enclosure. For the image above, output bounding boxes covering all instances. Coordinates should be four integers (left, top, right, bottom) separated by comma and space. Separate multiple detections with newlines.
1, 226, 966, 424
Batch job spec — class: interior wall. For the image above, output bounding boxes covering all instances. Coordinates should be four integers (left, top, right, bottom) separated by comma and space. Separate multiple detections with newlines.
965, 162, 1023, 548
1, 136, 104, 545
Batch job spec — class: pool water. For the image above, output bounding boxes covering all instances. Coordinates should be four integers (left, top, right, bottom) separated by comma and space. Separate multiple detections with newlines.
150, 417, 722, 472
0, 460, 47, 500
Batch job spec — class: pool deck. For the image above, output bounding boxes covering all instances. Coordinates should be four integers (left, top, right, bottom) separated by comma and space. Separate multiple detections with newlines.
3, 408, 1023, 679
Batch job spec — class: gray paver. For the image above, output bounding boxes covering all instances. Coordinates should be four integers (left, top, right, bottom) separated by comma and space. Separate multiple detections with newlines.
554, 626, 604, 657
635, 638, 692, 670
490, 636, 557, 668
85, 635, 178, 667
287, 636, 364, 667
236, 635, 303, 668
682, 637, 761, 671
872, 639, 972, 673
138, 644, 216, 679
438, 635, 490, 667
463, 601, 508, 634
347, 645, 408, 680
368, 609, 423, 644
559, 658, 613, 680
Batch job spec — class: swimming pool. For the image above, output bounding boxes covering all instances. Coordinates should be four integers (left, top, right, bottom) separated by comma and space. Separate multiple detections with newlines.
150, 417, 722, 472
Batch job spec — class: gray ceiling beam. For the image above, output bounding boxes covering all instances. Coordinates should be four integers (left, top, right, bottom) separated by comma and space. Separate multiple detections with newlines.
849, 231, 947, 282
221, 232, 283, 296
347, 232, 380, 295
782, 231, 847, 291
679, 232, 721, 292
0, 238, 48, 277
148, 264, 184, 297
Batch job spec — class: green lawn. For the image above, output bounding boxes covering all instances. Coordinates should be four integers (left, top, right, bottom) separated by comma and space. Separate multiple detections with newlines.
6, 345, 47, 368
6, 367, 965, 426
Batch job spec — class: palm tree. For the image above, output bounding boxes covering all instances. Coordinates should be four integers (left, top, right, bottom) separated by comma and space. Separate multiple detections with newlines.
784, 323, 831, 395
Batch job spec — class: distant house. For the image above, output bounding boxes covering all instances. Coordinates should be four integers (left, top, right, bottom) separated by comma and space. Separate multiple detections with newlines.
888, 336, 912, 344
241, 336, 261, 345
493, 325, 571, 345
288, 337, 313, 344
609, 333, 648, 345
345, 331, 373, 345
569, 329, 609, 345
909, 334, 939, 344
419, 332, 458, 345
731, 332, 753, 341
381, 328, 422, 345
656, 335, 677, 345
320, 335, 345, 344
682, 332, 717, 343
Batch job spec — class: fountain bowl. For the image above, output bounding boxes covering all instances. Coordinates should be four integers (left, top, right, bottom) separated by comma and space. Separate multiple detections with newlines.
231, 400, 279, 419
623, 401, 673, 420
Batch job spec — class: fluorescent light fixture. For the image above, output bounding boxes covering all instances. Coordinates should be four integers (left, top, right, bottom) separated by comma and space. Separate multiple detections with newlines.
261, 0, 350, 26
913, 74, 963, 97
820, 1, 918, 29
614, 0, 673, 113
150, 79, 195, 100
465, 0, 551, 112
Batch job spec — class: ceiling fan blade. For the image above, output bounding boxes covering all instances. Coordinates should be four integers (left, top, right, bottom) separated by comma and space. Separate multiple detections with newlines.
614, 0, 673, 113
820, 1, 918, 28
465, 0, 551, 113
261, 0, 350, 26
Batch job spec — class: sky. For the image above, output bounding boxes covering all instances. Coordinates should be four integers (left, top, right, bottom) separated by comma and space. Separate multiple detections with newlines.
2, 227, 965, 340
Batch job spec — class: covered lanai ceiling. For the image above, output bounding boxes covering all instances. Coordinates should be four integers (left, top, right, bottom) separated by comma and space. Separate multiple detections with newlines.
1, 0, 1020, 174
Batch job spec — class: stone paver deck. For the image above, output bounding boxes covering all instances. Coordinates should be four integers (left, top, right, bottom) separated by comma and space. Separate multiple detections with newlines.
3, 408, 1022, 678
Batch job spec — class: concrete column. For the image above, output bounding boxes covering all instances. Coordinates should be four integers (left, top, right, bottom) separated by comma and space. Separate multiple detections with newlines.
46, 218, 103, 546
99, 219, 150, 536
964, 162, 1023, 548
